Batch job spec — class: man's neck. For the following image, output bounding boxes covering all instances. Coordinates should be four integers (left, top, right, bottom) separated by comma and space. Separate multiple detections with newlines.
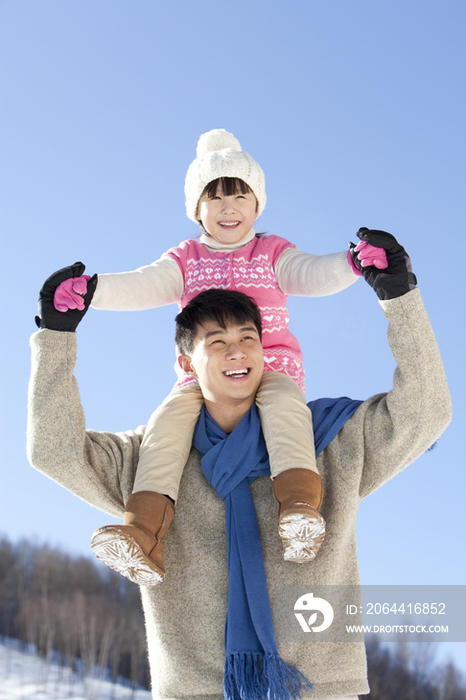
204, 397, 254, 434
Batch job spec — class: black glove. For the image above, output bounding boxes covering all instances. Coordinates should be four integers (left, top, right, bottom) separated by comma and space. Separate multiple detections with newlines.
35, 262, 98, 331
349, 228, 417, 300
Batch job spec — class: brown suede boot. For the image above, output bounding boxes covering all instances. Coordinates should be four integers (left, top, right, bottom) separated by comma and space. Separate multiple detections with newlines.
90, 491, 175, 586
273, 468, 326, 563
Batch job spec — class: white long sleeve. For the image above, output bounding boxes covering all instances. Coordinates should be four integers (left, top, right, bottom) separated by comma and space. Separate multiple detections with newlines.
91, 256, 183, 311
275, 248, 358, 296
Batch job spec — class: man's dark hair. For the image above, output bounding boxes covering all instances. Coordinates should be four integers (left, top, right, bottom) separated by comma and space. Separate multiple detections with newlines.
175, 289, 262, 355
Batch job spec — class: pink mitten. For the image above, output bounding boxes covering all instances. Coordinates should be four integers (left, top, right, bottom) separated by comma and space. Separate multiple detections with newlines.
54, 275, 91, 312
354, 241, 388, 269
347, 242, 388, 276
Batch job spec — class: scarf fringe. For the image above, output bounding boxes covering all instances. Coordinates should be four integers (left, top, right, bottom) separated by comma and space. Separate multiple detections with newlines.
223, 652, 313, 700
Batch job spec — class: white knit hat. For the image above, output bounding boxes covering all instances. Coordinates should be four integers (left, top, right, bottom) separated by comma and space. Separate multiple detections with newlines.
184, 129, 266, 222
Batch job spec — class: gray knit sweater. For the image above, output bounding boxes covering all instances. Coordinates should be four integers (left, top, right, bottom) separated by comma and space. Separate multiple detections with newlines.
27, 288, 452, 700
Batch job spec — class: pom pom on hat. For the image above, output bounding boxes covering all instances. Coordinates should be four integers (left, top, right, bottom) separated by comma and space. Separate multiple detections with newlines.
196, 129, 242, 158
185, 129, 266, 222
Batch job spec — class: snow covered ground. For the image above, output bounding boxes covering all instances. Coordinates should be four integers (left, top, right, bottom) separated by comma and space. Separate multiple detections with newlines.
0, 638, 152, 700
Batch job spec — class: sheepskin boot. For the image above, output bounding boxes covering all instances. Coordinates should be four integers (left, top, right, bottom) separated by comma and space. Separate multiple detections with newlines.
90, 491, 175, 586
273, 468, 326, 562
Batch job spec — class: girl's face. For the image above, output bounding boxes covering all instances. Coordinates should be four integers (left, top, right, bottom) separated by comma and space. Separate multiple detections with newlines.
197, 183, 257, 245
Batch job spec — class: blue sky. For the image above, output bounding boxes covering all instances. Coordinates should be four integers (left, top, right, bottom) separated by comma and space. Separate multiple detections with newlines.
1, 0, 465, 673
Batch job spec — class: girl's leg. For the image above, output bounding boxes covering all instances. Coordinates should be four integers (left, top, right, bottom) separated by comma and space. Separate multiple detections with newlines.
255, 371, 318, 478
134, 382, 204, 501
255, 371, 325, 562
91, 383, 204, 585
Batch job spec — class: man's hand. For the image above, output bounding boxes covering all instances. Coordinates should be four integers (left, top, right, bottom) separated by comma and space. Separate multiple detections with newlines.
35, 262, 97, 331
349, 228, 417, 300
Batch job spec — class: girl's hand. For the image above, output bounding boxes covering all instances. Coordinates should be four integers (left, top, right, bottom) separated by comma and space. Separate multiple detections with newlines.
347, 241, 388, 276
353, 240, 388, 270
54, 275, 92, 312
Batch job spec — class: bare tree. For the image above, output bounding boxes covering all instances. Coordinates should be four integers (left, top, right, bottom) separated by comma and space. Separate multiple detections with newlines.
365, 639, 466, 700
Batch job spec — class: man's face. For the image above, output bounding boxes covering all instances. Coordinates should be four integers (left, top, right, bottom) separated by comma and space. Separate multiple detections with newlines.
179, 319, 264, 410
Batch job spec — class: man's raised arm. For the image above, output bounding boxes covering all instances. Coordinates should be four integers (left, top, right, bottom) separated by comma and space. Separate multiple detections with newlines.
339, 230, 452, 497
27, 264, 144, 516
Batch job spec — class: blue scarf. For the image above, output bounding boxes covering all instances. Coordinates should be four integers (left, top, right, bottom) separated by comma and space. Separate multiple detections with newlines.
308, 397, 363, 455
192, 397, 362, 700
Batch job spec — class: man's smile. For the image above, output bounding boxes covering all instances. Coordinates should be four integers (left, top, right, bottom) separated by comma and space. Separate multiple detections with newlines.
223, 368, 251, 378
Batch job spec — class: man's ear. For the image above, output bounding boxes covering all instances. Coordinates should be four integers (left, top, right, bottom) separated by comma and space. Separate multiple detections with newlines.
178, 354, 196, 376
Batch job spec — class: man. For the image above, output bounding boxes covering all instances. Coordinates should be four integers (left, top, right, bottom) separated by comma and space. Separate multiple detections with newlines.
28, 230, 451, 699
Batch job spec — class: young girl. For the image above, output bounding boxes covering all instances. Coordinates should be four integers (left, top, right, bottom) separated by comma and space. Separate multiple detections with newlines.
55, 129, 386, 586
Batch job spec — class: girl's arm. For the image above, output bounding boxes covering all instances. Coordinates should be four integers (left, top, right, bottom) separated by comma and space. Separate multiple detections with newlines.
275, 248, 358, 297
91, 256, 184, 311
